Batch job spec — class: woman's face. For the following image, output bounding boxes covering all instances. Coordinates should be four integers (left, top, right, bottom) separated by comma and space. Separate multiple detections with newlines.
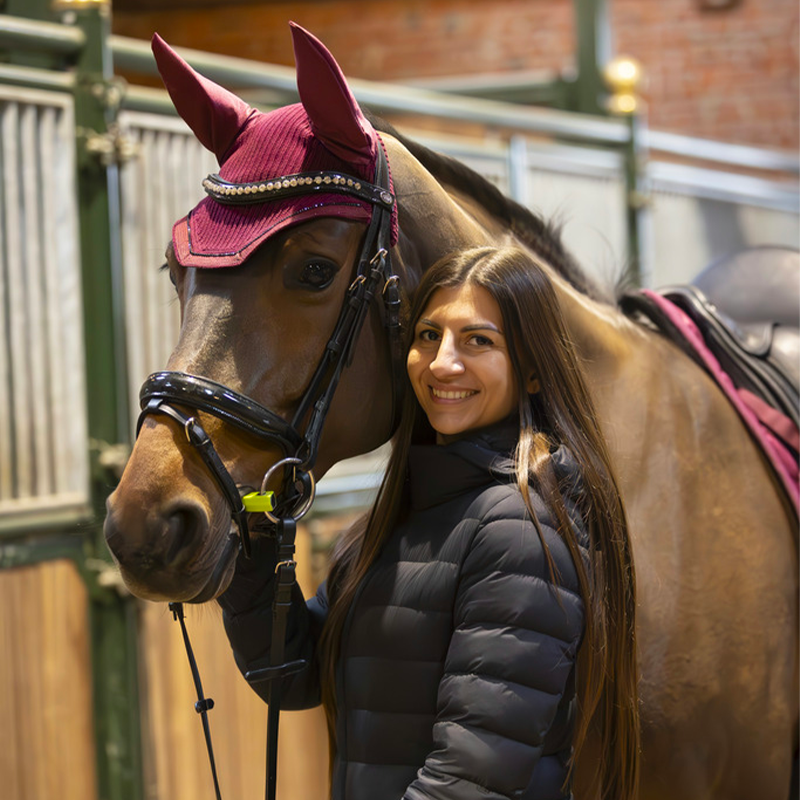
407, 283, 522, 443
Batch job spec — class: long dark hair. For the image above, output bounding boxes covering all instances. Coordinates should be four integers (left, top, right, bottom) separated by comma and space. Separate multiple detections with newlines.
319, 246, 639, 799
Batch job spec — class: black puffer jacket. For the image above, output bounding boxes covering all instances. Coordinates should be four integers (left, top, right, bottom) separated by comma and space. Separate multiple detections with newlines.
220, 423, 587, 800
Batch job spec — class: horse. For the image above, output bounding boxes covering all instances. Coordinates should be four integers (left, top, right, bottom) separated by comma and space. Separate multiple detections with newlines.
103, 24, 798, 800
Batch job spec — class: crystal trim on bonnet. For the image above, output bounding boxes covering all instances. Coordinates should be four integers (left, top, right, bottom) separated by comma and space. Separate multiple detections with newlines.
202, 170, 395, 209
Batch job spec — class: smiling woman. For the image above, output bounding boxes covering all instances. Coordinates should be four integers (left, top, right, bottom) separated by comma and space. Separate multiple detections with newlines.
222, 245, 640, 800
407, 282, 536, 442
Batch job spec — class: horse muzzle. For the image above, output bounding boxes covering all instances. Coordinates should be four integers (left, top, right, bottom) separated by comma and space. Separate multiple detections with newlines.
103, 488, 241, 602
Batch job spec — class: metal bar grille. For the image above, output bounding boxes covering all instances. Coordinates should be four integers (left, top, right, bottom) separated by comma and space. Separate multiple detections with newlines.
117, 111, 216, 432
0, 85, 88, 523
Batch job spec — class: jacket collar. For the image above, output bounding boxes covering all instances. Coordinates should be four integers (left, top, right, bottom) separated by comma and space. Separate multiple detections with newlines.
407, 416, 585, 521
408, 417, 519, 510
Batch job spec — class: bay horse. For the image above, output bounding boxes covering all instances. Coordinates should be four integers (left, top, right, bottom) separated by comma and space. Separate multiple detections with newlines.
103, 23, 798, 800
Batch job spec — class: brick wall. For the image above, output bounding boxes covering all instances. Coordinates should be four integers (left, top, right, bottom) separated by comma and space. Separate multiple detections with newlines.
613, 0, 799, 149
112, 0, 799, 150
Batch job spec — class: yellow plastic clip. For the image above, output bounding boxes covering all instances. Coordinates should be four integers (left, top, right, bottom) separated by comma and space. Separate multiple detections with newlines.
241, 491, 275, 513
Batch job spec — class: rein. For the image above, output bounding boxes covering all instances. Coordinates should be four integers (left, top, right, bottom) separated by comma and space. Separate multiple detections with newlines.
136, 145, 401, 799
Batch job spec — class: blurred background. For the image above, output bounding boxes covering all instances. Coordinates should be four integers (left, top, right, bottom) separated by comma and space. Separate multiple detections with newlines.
0, 1, 796, 798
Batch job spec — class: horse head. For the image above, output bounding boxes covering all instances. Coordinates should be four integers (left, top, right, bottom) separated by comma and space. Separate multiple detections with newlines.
104, 24, 415, 601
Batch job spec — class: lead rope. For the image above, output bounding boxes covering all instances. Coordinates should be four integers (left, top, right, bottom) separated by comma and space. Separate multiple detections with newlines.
170, 515, 305, 800
168, 602, 224, 800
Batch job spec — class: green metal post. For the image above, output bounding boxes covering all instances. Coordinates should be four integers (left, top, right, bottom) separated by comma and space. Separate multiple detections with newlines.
70, 7, 130, 444
622, 109, 648, 287
65, 4, 142, 799
571, 0, 612, 115
89, 562, 144, 800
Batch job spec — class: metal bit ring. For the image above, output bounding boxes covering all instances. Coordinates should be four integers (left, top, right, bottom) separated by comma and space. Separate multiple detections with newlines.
259, 457, 316, 524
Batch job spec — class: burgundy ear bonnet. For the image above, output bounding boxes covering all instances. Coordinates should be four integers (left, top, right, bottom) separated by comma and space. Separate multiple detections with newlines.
153, 22, 397, 268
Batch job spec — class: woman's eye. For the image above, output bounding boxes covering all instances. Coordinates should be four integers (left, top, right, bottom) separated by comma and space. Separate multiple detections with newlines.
469, 334, 494, 347
298, 260, 337, 290
418, 329, 440, 343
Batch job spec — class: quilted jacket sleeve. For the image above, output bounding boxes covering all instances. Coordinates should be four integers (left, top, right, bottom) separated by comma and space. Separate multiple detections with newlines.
217, 534, 328, 710
403, 486, 586, 800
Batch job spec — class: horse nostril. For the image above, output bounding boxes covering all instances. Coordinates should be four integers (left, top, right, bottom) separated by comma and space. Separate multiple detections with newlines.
163, 502, 207, 568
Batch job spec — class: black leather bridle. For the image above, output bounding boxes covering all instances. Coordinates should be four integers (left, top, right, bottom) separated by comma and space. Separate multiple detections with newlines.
136, 145, 403, 560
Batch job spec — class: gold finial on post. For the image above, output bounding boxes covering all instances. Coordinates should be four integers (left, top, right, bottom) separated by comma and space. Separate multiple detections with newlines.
51, 0, 110, 10
603, 56, 644, 115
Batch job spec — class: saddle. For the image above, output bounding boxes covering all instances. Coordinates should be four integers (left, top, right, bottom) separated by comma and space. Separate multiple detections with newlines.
621, 247, 799, 511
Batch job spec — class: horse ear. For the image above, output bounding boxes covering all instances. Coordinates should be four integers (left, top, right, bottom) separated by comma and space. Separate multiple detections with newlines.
290, 22, 377, 170
151, 33, 254, 163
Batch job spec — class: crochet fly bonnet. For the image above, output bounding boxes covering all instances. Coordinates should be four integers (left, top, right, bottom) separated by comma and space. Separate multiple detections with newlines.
152, 21, 398, 268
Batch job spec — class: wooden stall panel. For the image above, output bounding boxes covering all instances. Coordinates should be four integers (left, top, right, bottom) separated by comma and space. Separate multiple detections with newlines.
0, 560, 98, 800
137, 525, 329, 800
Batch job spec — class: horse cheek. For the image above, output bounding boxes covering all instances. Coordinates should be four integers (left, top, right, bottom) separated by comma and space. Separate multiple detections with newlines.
316, 306, 394, 475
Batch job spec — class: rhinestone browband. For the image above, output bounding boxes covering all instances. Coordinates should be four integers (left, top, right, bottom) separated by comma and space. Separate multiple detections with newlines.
202, 170, 395, 209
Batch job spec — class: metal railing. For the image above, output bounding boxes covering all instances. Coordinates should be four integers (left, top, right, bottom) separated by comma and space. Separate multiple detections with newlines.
646, 129, 799, 175
111, 34, 632, 146
0, 13, 85, 54
0, 15, 796, 172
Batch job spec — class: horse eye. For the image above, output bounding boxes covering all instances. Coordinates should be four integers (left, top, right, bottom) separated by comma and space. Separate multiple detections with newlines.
298, 260, 337, 290
160, 262, 178, 288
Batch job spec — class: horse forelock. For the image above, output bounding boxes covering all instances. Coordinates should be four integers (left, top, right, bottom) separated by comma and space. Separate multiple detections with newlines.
369, 114, 610, 305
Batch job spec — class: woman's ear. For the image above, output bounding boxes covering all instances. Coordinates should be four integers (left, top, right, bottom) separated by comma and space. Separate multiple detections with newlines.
526, 374, 541, 394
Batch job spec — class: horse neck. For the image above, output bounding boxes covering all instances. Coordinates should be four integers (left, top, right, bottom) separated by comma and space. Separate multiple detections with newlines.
389, 147, 507, 284
550, 274, 637, 370
551, 270, 774, 528
538, 272, 653, 440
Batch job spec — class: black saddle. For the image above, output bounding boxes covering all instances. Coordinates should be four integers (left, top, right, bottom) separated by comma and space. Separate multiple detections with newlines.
621, 246, 800, 433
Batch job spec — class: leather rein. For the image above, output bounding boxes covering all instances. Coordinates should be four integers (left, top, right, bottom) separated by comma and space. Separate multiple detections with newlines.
135, 146, 401, 800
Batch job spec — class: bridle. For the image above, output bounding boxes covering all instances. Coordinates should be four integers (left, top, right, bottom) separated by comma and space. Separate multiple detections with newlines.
135, 145, 403, 800
136, 144, 403, 559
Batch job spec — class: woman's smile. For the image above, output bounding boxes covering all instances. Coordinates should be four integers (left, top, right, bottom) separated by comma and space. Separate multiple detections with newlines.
407, 283, 522, 442
429, 386, 479, 401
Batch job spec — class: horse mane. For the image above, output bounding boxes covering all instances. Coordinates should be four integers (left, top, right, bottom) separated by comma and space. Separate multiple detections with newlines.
369, 114, 610, 303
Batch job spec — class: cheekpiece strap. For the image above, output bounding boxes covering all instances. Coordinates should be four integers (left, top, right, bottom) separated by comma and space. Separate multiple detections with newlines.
202, 170, 395, 210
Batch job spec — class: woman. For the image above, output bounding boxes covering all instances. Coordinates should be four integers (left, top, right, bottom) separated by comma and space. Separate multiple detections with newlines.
221, 246, 639, 800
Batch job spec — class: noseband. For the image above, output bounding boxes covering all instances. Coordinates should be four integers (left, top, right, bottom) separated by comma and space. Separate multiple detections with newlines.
136, 146, 402, 558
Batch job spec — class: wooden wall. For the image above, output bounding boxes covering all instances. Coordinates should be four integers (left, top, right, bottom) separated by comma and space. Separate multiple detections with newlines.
0, 523, 345, 799
136, 524, 330, 800
0, 560, 98, 800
